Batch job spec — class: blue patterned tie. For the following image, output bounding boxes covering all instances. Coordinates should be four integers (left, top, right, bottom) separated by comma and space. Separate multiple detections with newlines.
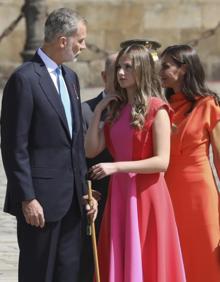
56, 67, 72, 137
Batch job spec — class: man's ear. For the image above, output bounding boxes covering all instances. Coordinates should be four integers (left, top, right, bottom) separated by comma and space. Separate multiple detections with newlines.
101, 71, 106, 83
58, 36, 67, 49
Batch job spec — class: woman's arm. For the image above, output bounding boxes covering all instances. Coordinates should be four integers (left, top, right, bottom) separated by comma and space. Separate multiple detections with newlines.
210, 120, 220, 181
84, 95, 118, 158
90, 108, 171, 179
84, 109, 105, 158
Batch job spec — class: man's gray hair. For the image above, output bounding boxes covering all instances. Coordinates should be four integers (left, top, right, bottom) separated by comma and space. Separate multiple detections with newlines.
44, 8, 87, 43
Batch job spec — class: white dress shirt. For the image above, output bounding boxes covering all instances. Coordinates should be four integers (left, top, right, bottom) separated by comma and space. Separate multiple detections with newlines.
37, 48, 60, 93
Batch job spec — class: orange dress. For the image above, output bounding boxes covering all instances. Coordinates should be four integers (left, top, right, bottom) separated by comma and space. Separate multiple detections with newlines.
165, 93, 220, 282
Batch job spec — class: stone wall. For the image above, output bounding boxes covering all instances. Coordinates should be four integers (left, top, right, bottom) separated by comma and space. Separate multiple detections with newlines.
0, 0, 220, 88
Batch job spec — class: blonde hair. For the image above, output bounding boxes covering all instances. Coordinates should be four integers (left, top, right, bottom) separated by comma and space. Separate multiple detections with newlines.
108, 44, 165, 128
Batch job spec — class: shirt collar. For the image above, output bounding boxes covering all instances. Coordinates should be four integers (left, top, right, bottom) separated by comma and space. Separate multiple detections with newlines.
102, 90, 107, 98
37, 48, 58, 73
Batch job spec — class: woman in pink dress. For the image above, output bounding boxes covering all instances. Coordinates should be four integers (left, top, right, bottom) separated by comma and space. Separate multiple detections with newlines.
85, 44, 186, 282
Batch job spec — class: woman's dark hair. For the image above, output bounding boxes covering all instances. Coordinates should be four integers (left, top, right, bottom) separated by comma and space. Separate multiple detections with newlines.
160, 44, 220, 110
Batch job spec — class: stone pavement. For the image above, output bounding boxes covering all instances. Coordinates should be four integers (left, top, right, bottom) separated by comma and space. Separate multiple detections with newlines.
0, 84, 219, 281
0, 156, 17, 282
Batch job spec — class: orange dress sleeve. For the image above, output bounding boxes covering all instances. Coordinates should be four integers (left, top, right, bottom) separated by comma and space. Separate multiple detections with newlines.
205, 98, 220, 132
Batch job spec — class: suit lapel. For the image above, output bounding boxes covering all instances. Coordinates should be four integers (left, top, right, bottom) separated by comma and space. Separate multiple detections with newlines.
32, 54, 71, 140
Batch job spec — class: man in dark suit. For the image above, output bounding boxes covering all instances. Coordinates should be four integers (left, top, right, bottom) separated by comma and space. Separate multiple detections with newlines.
80, 53, 117, 281
1, 8, 97, 282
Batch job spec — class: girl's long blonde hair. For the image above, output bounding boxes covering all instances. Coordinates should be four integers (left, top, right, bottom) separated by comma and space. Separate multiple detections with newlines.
108, 44, 166, 128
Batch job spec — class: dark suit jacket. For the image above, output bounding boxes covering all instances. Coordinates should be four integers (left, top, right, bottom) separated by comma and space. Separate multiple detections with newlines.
81, 92, 113, 170
1, 53, 87, 222
81, 92, 113, 232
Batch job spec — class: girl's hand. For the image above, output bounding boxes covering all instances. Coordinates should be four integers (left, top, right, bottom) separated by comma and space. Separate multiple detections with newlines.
94, 95, 119, 114
90, 162, 118, 180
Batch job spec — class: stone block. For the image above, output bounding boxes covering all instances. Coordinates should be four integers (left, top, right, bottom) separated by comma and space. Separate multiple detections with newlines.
78, 0, 119, 3
144, 3, 202, 29
81, 87, 103, 102
47, 1, 77, 11
0, 4, 24, 33
0, 27, 25, 63
180, 28, 203, 45
0, 61, 20, 89
79, 48, 100, 63
81, 30, 107, 61
86, 30, 106, 51
138, 29, 181, 51
0, 62, 18, 78
195, 30, 220, 57
0, 0, 23, 5
211, 61, 220, 81
192, 0, 220, 3
77, 3, 144, 31
89, 59, 105, 85
65, 61, 94, 88
121, 0, 181, 3
197, 55, 220, 81
201, 4, 220, 29
104, 30, 126, 51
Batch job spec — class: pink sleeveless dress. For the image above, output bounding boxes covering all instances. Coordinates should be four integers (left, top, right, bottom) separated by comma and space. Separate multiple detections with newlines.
95, 98, 186, 282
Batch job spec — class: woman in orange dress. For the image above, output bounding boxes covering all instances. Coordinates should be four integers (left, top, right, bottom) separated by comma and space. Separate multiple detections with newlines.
159, 44, 220, 282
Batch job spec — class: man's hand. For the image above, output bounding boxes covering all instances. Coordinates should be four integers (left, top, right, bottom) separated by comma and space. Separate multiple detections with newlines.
22, 199, 45, 228
82, 195, 98, 223
91, 190, 101, 201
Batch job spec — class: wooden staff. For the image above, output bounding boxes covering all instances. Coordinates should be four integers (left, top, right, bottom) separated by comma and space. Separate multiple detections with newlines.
87, 180, 101, 282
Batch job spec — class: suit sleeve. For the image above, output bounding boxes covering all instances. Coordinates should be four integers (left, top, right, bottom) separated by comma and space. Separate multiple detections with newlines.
74, 73, 88, 195
1, 71, 35, 201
